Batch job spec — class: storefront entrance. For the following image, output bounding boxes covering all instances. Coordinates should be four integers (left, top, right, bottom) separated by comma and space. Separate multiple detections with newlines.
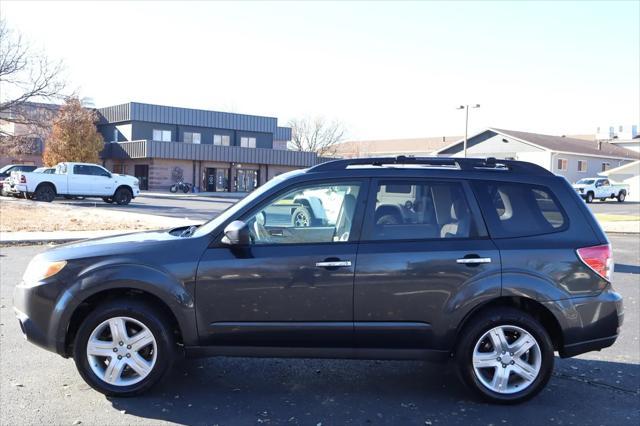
205, 168, 229, 192
134, 165, 149, 190
236, 169, 258, 192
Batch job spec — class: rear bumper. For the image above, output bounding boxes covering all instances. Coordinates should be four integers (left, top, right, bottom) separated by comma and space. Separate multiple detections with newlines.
546, 287, 624, 358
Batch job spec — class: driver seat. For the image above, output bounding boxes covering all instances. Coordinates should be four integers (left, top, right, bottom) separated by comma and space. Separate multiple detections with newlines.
334, 194, 357, 241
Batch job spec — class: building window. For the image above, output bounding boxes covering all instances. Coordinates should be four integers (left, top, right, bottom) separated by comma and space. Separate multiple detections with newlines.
602, 162, 610, 172
240, 136, 257, 148
577, 160, 587, 172
214, 134, 230, 146
184, 132, 201, 144
556, 158, 568, 171
153, 129, 171, 142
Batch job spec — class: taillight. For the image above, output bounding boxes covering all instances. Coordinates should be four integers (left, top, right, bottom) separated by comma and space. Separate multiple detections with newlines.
20, 175, 26, 184
577, 244, 613, 281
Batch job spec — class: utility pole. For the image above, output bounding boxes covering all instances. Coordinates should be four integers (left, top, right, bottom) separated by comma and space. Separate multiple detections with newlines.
456, 104, 480, 157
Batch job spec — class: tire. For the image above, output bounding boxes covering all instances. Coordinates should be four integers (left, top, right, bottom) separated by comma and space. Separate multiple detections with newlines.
291, 206, 312, 227
72, 299, 176, 397
617, 192, 626, 202
114, 187, 132, 205
169, 185, 178, 193
585, 192, 594, 203
455, 307, 554, 404
102, 197, 114, 204
182, 185, 190, 194
33, 184, 56, 202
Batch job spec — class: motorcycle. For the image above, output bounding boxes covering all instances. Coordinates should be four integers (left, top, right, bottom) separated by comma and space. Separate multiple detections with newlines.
169, 181, 193, 193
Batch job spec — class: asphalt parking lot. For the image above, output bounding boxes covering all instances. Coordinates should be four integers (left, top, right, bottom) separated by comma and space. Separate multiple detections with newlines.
586, 200, 640, 216
56, 193, 242, 221
0, 234, 638, 426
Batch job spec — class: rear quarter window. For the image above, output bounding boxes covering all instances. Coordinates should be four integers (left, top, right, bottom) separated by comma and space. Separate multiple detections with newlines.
473, 181, 567, 238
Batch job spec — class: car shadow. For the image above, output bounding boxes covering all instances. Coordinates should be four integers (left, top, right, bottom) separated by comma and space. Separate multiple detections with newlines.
615, 263, 640, 274
107, 356, 640, 425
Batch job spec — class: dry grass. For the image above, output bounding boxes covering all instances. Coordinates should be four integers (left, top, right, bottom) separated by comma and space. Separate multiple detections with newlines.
0, 198, 197, 232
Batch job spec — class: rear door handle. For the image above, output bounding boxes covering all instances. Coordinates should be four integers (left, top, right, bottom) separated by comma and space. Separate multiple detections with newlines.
315, 260, 352, 268
456, 257, 492, 264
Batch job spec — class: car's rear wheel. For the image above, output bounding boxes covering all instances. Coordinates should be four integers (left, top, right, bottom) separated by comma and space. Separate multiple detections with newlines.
455, 307, 554, 404
617, 192, 626, 202
114, 187, 132, 205
33, 185, 55, 202
72, 300, 176, 397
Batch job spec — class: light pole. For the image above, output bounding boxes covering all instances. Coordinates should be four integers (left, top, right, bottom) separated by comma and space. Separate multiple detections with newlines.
456, 104, 480, 158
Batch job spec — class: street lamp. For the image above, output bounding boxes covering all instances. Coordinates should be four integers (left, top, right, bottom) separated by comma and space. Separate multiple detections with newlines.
456, 104, 481, 158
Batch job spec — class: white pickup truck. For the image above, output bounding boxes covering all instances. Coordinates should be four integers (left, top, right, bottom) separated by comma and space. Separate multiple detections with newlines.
12, 162, 140, 204
572, 177, 629, 203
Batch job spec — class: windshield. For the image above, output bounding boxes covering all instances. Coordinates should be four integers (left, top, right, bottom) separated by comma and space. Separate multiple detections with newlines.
0, 165, 14, 174
191, 169, 304, 238
576, 179, 595, 185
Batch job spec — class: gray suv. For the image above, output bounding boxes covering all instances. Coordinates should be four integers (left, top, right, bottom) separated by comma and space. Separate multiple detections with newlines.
13, 157, 623, 403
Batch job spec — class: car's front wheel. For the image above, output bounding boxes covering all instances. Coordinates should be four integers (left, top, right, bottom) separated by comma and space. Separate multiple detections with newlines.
455, 307, 554, 404
585, 192, 594, 203
617, 192, 626, 202
72, 300, 176, 396
114, 187, 132, 205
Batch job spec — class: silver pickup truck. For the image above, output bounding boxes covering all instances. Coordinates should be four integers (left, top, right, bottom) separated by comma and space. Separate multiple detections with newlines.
10, 162, 140, 204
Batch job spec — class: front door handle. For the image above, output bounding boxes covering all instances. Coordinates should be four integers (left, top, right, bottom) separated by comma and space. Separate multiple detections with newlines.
456, 257, 492, 264
315, 260, 352, 268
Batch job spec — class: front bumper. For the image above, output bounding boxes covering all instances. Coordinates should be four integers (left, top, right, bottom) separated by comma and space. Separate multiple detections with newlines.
546, 287, 624, 358
13, 278, 71, 356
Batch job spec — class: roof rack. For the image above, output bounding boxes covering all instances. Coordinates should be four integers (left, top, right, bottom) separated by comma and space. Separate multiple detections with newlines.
308, 156, 553, 176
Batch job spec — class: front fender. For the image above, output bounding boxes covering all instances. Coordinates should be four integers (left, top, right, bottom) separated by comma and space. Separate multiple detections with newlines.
51, 262, 198, 354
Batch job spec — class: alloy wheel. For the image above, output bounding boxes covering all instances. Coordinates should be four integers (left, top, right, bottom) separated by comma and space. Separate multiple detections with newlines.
293, 210, 310, 227
472, 325, 542, 394
86, 316, 157, 386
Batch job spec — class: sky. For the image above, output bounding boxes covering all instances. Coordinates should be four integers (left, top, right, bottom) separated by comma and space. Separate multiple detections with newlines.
2, 1, 639, 140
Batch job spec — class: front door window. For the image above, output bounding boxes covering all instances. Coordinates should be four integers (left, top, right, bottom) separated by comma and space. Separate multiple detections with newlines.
244, 182, 361, 244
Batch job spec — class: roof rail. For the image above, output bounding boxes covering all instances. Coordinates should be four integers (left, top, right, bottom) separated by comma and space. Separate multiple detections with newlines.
308, 156, 553, 176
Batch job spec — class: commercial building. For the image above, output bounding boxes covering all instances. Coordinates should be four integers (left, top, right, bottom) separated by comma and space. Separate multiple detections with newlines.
97, 102, 322, 191
435, 128, 640, 183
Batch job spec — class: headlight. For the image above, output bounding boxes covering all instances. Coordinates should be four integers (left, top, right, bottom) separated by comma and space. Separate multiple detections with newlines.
22, 258, 67, 284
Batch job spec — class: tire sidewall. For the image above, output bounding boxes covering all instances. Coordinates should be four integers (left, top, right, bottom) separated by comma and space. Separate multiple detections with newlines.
586, 192, 594, 203
115, 188, 132, 205
456, 308, 554, 404
72, 301, 175, 397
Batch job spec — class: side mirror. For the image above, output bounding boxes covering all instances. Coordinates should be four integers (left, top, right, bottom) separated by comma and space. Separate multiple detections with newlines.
221, 220, 251, 246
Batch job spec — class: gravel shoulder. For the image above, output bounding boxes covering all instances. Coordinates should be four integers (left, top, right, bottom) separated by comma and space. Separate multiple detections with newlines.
0, 197, 199, 232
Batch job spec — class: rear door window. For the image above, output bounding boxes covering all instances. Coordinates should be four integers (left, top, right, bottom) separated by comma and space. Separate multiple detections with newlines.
473, 181, 567, 238
363, 180, 478, 240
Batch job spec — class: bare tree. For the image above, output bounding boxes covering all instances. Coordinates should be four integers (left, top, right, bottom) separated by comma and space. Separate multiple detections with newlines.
287, 116, 346, 157
0, 19, 66, 144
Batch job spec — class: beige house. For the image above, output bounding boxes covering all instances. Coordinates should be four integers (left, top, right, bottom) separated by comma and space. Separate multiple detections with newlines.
334, 136, 460, 158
